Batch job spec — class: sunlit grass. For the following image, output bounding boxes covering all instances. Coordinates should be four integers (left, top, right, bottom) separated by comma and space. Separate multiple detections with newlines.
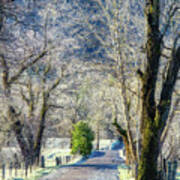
0, 148, 81, 180
118, 164, 134, 180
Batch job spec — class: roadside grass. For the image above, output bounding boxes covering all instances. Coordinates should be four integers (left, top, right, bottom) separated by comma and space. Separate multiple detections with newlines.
176, 171, 180, 180
118, 164, 134, 180
0, 148, 81, 180
118, 164, 180, 180
24, 148, 81, 180
0, 139, 112, 180
117, 149, 134, 180
25, 147, 110, 180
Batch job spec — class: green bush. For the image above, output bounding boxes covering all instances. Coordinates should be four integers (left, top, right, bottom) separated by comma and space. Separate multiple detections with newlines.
71, 121, 94, 157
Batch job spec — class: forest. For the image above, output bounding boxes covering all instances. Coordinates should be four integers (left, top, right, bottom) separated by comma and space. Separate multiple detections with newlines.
0, 0, 179, 180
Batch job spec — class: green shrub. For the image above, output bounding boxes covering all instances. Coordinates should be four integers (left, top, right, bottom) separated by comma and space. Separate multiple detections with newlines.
71, 121, 94, 157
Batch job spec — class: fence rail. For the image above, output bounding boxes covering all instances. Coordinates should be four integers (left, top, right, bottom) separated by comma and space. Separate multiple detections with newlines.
0, 154, 74, 180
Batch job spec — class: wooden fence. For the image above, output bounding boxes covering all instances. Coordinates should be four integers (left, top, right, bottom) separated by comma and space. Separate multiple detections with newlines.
0, 155, 74, 180
118, 160, 179, 180
159, 160, 178, 180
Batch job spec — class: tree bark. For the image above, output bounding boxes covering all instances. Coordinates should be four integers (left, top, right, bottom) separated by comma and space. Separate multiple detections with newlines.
138, 120, 159, 180
122, 136, 132, 165
138, 1, 179, 180
138, 1, 161, 179
33, 92, 48, 164
96, 123, 100, 150
113, 119, 133, 165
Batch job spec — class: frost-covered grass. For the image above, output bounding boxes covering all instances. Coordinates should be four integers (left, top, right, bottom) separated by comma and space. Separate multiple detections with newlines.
176, 168, 180, 180
117, 149, 134, 180
0, 148, 80, 180
24, 148, 82, 180
41, 148, 72, 167
118, 164, 134, 180
25, 148, 80, 180
118, 165, 180, 180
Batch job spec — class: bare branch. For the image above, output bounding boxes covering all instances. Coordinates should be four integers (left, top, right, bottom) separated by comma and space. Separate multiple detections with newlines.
48, 104, 64, 109
161, 54, 171, 59
159, 34, 180, 107
160, 98, 180, 149
9, 50, 48, 84
113, 119, 127, 138
47, 76, 62, 93
47, 65, 67, 93
158, 34, 180, 132
20, 88, 30, 106
161, 3, 180, 40
162, 41, 172, 51
0, 54, 9, 90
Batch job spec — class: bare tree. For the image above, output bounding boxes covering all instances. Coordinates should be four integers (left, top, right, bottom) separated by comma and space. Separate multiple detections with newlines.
0, 0, 67, 164
69, 0, 179, 179
17, 63, 65, 164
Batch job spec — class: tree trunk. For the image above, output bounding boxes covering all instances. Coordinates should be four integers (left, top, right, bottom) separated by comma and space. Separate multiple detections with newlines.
122, 136, 131, 165
70, 117, 76, 148
138, 120, 159, 180
96, 123, 100, 150
113, 119, 133, 165
138, 1, 161, 179
138, 0, 180, 179
12, 120, 31, 160
7, 107, 32, 164
33, 92, 47, 164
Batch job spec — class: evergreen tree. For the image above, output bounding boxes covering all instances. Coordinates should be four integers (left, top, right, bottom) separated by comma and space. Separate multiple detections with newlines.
71, 121, 94, 157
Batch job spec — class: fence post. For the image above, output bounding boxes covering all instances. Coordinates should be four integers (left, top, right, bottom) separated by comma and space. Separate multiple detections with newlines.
167, 161, 172, 180
25, 160, 28, 177
67, 156, 70, 163
55, 157, 61, 166
2, 164, 5, 179
65, 156, 67, 164
14, 161, 18, 176
41, 156, 45, 168
30, 163, 32, 174
9, 162, 13, 177
14, 153, 19, 177
162, 158, 166, 179
66, 156, 68, 164
171, 160, 177, 180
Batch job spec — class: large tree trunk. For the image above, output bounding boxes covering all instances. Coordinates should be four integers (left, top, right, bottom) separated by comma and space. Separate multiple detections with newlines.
138, 120, 160, 180
138, 1, 179, 180
12, 119, 31, 160
138, 1, 161, 179
7, 106, 33, 164
0, 54, 31, 163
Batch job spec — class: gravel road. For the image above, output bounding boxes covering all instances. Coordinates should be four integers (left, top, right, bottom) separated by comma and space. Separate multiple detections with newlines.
38, 150, 124, 180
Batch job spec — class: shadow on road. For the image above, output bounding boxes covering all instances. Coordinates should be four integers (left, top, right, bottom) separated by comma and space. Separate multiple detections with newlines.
89, 151, 105, 159
59, 163, 118, 170
73, 150, 106, 164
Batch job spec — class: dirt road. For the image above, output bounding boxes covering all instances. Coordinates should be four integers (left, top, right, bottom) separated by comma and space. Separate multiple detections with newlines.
38, 150, 124, 180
